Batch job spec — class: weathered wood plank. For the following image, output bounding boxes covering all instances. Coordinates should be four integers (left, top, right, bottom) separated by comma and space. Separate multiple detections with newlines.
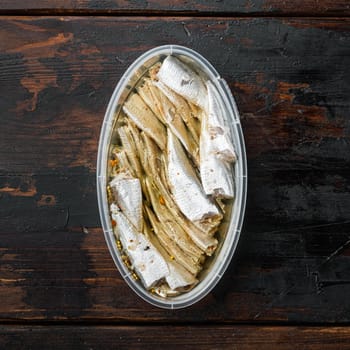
0, 0, 349, 16
0, 17, 349, 323
0, 171, 98, 233
0, 225, 349, 322
1, 169, 350, 233
0, 17, 349, 230
0, 17, 348, 174
1, 325, 350, 349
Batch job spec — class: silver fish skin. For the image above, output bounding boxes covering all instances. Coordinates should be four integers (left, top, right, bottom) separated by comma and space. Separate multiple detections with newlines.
137, 79, 167, 125
166, 260, 198, 290
153, 80, 201, 145
110, 204, 169, 289
200, 105, 235, 199
109, 171, 142, 232
157, 56, 207, 110
154, 88, 199, 166
167, 130, 221, 222
143, 225, 198, 290
206, 81, 236, 163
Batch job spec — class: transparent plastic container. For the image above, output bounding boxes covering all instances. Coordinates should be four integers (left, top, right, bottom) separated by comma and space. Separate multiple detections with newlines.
97, 45, 247, 309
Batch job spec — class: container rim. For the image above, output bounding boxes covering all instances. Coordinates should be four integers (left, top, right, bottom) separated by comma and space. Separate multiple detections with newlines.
96, 44, 247, 309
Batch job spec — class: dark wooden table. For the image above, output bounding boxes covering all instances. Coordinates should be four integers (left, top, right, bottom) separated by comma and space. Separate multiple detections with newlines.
1, 1, 349, 348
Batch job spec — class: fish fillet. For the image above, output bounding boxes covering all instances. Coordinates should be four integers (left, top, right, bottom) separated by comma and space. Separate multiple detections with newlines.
109, 171, 142, 232
153, 80, 200, 143
200, 103, 235, 199
157, 56, 207, 110
167, 130, 221, 223
123, 93, 166, 150
206, 81, 236, 162
111, 204, 169, 289
143, 224, 198, 290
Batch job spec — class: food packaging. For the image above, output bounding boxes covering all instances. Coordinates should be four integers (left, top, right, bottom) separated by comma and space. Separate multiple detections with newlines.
97, 45, 247, 309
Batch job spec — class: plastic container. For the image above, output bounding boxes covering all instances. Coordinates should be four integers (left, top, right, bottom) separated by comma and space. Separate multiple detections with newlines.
97, 45, 247, 309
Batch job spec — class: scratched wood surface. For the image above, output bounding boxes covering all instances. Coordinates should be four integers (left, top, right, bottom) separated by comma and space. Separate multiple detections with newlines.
0, 0, 349, 16
1, 16, 349, 324
0, 10, 349, 349
1, 326, 350, 349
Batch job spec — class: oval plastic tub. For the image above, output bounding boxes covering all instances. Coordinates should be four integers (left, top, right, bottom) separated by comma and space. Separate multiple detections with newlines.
97, 45, 247, 309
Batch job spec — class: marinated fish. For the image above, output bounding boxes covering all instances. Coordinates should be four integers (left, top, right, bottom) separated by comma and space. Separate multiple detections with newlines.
166, 261, 198, 291
109, 171, 142, 231
137, 79, 166, 124
144, 176, 204, 262
200, 139, 235, 199
155, 87, 199, 166
118, 124, 143, 179
206, 81, 236, 162
145, 205, 201, 275
143, 133, 219, 251
123, 93, 166, 150
198, 82, 236, 199
200, 105, 235, 199
143, 224, 198, 290
167, 130, 221, 223
107, 54, 236, 297
153, 80, 201, 143
110, 204, 169, 289
157, 56, 207, 110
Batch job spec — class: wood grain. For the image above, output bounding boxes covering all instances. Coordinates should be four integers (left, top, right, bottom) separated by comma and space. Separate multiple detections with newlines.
0, 16, 349, 323
0, 1, 349, 16
1, 16, 349, 227
1, 325, 350, 349
0, 225, 349, 322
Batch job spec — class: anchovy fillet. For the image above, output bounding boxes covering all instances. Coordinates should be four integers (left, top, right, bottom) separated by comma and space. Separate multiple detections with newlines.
200, 104, 235, 199
157, 56, 207, 110
143, 133, 219, 252
118, 125, 143, 179
145, 206, 201, 275
153, 80, 200, 143
154, 87, 199, 166
109, 171, 142, 232
167, 130, 221, 223
206, 81, 236, 162
137, 79, 166, 124
143, 224, 198, 290
199, 83, 235, 198
145, 176, 203, 262
111, 205, 169, 289
123, 93, 166, 150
